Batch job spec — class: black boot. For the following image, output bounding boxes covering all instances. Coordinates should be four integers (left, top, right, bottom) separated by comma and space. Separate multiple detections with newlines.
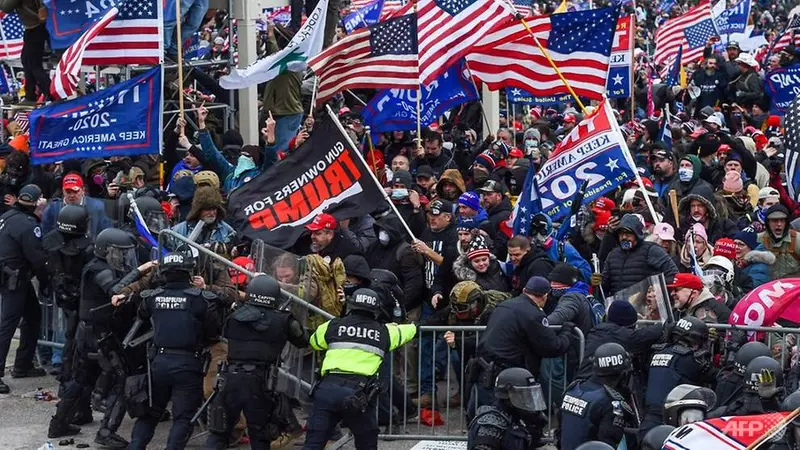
95, 428, 129, 448
0, 378, 9, 394
48, 416, 81, 438
70, 408, 93, 425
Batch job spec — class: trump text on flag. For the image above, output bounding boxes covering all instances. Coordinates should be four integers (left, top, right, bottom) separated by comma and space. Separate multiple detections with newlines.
606, 15, 633, 99
765, 63, 800, 115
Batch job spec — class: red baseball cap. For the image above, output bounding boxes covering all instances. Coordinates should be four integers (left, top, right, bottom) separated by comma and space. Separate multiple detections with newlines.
63, 174, 84, 192
508, 148, 524, 158
229, 256, 255, 285
563, 114, 577, 124
666, 273, 704, 291
306, 213, 337, 231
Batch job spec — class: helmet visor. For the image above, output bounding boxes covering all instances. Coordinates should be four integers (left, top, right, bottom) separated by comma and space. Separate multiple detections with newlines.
145, 210, 168, 233
508, 383, 547, 412
106, 246, 138, 272
679, 409, 705, 425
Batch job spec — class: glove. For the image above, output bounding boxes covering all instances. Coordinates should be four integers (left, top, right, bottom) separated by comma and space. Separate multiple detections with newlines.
560, 321, 576, 334
708, 327, 719, 340
757, 368, 783, 399
590, 273, 602, 287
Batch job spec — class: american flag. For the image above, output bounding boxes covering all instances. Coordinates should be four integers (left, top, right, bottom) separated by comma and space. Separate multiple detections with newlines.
466, 8, 617, 101
14, 111, 29, 134
82, 0, 160, 65
308, 13, 418, 104
784, 95, 800, 202
772, 29, 800, 55
0, 12, 23, 60
654, 1, 713, 68
417, 0, 515, 85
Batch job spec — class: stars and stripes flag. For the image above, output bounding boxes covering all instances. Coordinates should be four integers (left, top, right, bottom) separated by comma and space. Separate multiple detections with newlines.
417, 0, 516, 85
654, 1, 714, 68
660, 107, 673, 150
784, 95, 800, 202
772, 28, 800, 55
0, 12, 23, 60
308, 12, 418, 104
13, 110, 29, 134
466, 8, 617, 101
499, 162, 542, 238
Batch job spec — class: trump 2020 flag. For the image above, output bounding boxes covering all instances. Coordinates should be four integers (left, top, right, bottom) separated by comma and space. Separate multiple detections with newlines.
361, 60, 477, 132
342, 0, 385, 33
220, 0, 327, 89
765, 62, 800, 116
226, 116, 386, 249
536, 100, 637, 221
784, 94, 800, 202
606, 15, 634, 99
30, 66, 162, 165
712, 0, 750, 36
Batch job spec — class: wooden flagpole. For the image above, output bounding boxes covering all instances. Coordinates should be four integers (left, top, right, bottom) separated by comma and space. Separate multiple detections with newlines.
629, 3, 636, 121
463, 60, 492, 134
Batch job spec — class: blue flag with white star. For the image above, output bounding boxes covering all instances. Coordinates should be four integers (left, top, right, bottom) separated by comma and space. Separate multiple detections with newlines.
660, 108, 673, 150
506, 87, 573, 106
512, 163, 543, 236
605, 15, 633, 99
29, 66, 162, 165
663, 44, 682, 87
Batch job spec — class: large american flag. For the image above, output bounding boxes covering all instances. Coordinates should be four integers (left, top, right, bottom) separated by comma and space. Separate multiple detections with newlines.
0, 12, 23, 60
417, 0, 515, 85
654, 1, 713, 68
308, 13, 418, 104
466, 8, 617, 101
82, 0, 160, 65
785, 95, 800, 202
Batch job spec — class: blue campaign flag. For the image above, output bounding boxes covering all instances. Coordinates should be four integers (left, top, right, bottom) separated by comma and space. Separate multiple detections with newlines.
183, 33, 211, 60
660, 108, 673, 150
713, 0, 750, 36
506, 87, 573, 106
29, 66, 162, 165
44, 0, 122, 49
605, 66, 631, 99
663, 45, 682, 87
362, 60, 478, 132
512, 163, 543, 236
342, 0, 385, 33
764, 63, 800, 116
657, 0, 675, 13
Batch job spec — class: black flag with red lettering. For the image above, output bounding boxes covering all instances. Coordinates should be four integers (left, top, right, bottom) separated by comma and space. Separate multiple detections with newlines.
227, 117, 386, 249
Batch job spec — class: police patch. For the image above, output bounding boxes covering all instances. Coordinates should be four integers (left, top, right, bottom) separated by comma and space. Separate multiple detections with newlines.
155, 297, 187, 310
561, 394, 588, 417
542, 317, 549, 327
33, 226, 41, 238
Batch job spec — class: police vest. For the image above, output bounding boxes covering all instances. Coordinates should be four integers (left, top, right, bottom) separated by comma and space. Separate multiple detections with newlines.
645, 344, 694, 408
145, 286, 212, 351
79, 259, 117, 323
560, 380, 608, 450
467, 405, 530, 450
321, 315, 390, 376
225, 304, 291, 365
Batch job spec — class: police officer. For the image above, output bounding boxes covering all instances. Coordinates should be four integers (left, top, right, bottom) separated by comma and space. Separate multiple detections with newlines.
0, 185, 50, 394
715, 341, 770, 408
42, 205, 94, 384
559, 343, 637, 450
663, 384, 716, 427
129, 251, 221, 449
720, 355, 785, 416
207, 275, 308, 449
771, 391, 800, 450
467, 367, 546, 450
641, 425, 676, 450
471, 276, 573, 416
639, 316, 715, 439
48, 227, 138, 445
303, 288, 417, 449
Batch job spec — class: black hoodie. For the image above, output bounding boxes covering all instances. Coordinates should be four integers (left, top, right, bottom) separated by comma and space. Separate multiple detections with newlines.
423, 221, 459, 307
510, 244, 555, 296
485, 197, 513, 259
368, 215, 426, 310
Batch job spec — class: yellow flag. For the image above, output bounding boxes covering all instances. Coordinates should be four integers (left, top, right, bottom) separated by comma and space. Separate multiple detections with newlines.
555, 0, 568, 13
679, 64, 687, 89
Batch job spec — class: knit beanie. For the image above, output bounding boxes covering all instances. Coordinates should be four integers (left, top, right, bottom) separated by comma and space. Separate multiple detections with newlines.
473, 153, 496, 172
457, 216, 481, 231
466, 234, 491, 260
686, 223, 708, 243
608, 301, 638, 327
458, 191, 482, 212
713, 238, 737, 260
734, 227, 759, 251
549, 263, 580, 286
722, 171, 743, 193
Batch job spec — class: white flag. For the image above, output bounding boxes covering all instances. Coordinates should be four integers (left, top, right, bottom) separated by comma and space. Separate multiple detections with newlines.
220, 0, 328, 90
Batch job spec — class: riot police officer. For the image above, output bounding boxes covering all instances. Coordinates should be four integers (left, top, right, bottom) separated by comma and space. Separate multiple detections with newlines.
303, 288, 417, 449
207, 274, 308, 449
467, 367, 546, 450
720, 355, 785, 416
641, 425, 676, 450
663, 384, 716, 427
0, 184, 50, 394
639, 316, 715, 439
715, 341, 770, 408
129, 251, 221, 449
771, 390, 800, 450
42, 205, 94, 385
48, 227, 139, 446
559, 343, 637, 450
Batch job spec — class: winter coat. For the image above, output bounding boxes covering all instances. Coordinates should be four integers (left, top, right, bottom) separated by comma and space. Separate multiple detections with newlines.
510, 245, 556, 296
424, 221, 460, 305
547, 282, 593, 369
575, 322, 664, 380
546, 240, 592, 282
413, 150, 458, 179
740, 250, 775, 287
368, 214, 425, 310
317, 230, 365, 261
484, 197, 513, 259
678, 184, 739, 244
664, 155, 715, 223
41, 197, 113, 239
196, 130, 277, 194
602, 214, 679, 295
452, 254, 510, 293
729, 69, 764, 108
757, 231, 800, 279
435, 168, 467, 200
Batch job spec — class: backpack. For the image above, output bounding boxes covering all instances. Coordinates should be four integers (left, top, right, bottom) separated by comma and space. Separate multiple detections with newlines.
585, 294, 605, 328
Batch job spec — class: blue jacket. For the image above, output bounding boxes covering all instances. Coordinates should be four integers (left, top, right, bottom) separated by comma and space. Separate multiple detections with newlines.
197, 131, 277, 194
546, 240, 592, 282
741, 248, 775, 287
42, 197, 114, 238
172, 219, 236, 246
167, 160, 203, 190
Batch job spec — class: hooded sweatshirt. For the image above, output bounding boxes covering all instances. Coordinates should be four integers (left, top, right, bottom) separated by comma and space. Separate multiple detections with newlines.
678, 184, 739, 244
368, 214, 426, 310
436, 169, 467, 201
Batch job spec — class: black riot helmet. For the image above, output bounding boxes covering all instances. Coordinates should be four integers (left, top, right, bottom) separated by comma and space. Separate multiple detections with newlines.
494, 367, 546, 412
641, 425, 676, 450
575, 442, 615, 450
592, 343, 632, 377
94, 228, 137, 271
245, 274, 282, 308
782, 391, 800, 426
346, 288, 381, 317
664, 384, 716, 427
131, 196, 167, 234
370, 269, 405, 322
733, 341, 771, 375
159, 251, 195, 275
744, 356, 783, 394
672, 316, 709, 347
56, 205, 89, 236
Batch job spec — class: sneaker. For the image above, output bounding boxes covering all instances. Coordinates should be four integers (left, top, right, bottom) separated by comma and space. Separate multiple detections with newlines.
11, 366, 47, 378
48, 417, 81, 439
271, 429, 304, 449
0, 378, 8, 394
95, 429, 129, 449
413, 393, 434, 409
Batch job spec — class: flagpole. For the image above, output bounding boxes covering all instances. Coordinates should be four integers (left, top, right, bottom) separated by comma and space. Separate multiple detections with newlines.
326, 105, 417, 241
516, 14, 587, 115
463, 60, 492, 135
629, 4, 636, 121
309, 76, 318, 118
157, 0, 166, 191
175, 0, 185, 130
416, 87, 422, 152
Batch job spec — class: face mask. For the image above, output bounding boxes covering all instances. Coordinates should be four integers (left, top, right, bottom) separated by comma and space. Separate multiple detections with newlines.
524, 139, 538, 151
343, 282, 359, 297
234, 155, 257, 179
710, 157, 719, 167
620, 239, 634, 250
550, 287, 567, 299
691, 214, 704, 223
391, 188, 408, 200
378, 230, 391, 246
679, 167, 694, 182
92, 173, 105, 186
